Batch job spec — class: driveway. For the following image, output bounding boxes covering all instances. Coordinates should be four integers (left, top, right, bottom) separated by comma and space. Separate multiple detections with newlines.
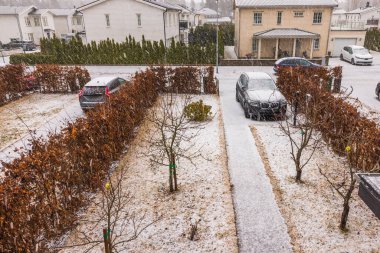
216, 67, 292, 253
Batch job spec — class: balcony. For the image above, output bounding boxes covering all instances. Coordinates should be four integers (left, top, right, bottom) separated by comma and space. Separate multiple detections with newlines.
331, 21, 365, 30
179, 20, 189, 30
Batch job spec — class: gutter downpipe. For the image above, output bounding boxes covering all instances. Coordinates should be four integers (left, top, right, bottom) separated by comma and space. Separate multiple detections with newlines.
163, 9, 168, 63
326, 6, 334, 64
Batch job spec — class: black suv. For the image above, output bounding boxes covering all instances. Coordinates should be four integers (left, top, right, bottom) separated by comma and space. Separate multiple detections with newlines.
2, 40, 36, 51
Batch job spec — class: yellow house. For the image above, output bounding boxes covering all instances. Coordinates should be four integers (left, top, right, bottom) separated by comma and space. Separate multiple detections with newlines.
234, 0, 338, 60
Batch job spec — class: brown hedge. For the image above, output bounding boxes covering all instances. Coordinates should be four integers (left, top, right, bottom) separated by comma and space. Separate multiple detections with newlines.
277, 67, 380, 172
0, 66, 216, 252
0, 64, 91, 106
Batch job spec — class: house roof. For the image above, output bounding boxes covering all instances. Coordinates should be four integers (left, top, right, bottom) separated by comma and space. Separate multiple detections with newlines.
235, 0, 338, 8
78, 0, 180, 11
253, 28, 320, 39
0, 5, 35, 15
347, 6, 380, 14
196, 7, 218, 15
333, 9, 346, 14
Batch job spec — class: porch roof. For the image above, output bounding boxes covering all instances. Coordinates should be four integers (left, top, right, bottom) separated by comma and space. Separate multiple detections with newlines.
253, 28, 320, 39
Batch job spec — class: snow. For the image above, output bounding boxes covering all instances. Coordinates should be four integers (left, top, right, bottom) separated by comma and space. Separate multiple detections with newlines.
252, 122, 380, 252
58, 95, 238, 253
217, 71, 292, 252
0, 93, 83, 170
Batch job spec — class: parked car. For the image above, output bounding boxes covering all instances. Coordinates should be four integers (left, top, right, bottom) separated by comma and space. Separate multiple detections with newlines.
79, 76, 127, 110
273, 57, 320, 73
2, 40, 36, 51
376, 82, 380, 100
236, 72, 287, 120
340, 45, 373, 65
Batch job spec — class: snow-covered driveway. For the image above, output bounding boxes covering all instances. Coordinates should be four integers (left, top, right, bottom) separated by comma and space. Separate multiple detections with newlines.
217, 67, 292, 253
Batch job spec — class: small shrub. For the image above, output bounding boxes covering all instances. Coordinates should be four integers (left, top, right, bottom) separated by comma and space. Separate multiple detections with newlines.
184, 100, 212, 122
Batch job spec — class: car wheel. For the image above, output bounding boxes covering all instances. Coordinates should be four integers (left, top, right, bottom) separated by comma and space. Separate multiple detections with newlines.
351, 58, 355, 65
256, 112, 261, 121
236, 92, 239, 102
378, 91, 380, 100
244, 103, 250, 118
340, 54, 343, 61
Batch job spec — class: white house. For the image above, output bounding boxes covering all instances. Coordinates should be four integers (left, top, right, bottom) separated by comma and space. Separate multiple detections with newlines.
0, 5, 84, 45
176, 4, 196, 44
77, 0, 181, 46
194, 7, 218, 26
346, 3, 380, 29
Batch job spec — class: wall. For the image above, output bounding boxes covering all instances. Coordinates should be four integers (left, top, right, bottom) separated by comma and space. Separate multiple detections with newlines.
0, 15, 20, 44
81, 0, 178, 43
328, 29, 366, 53
236, 7, 333, 58
54, 16, 70, 37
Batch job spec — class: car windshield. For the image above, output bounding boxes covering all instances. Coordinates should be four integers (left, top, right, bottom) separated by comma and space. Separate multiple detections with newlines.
354, 48, 369, 54
247, 79, 276, 90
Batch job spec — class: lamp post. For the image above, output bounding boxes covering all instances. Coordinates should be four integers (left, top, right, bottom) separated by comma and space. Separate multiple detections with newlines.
216, 0, 219, 74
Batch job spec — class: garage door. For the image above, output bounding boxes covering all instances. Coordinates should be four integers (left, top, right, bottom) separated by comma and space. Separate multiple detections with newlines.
332, 38, 357, 57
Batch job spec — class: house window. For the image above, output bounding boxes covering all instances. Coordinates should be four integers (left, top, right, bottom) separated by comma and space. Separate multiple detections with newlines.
277, 12, 282, 24
137, 14, 141, 26
253, 12, 262, 24
294, 11, 304, 17
252, 38, 258, 51
34, 17, 40, 26
72, 16, 82, 25
313, 12, 322, 24
313, 38, 320, 50
105, 14, 110, 27
28, 33, 34, 42
42, 16, 48, 26
25, 17, 31, 26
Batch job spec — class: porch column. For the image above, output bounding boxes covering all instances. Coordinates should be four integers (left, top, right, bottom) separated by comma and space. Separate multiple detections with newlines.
275, 38, 279, 59
310, 38, 314, 59
258, 39, 262, 59
292, 38, 296, 57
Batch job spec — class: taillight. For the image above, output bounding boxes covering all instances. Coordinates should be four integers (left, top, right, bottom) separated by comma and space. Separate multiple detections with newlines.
276, 65, 280, 70
105, 86, 110, 97
78, 87, 84, 97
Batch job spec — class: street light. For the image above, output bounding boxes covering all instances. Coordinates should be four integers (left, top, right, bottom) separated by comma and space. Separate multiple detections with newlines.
216, 0, 219, 74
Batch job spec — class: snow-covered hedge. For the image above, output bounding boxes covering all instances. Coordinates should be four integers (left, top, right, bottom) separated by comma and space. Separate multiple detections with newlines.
277, 66, 380, 172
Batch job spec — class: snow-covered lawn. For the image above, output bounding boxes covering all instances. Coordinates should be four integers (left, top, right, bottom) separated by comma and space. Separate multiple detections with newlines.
251, 122, 380, 253
59, 95, 238, 253
0, 93, 78, 150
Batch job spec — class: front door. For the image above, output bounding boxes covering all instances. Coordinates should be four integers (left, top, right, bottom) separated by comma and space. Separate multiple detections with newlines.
295, 39, 302, 57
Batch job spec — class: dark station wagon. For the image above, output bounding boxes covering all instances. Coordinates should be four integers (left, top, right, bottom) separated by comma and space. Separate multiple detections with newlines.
79, 76, 127, 110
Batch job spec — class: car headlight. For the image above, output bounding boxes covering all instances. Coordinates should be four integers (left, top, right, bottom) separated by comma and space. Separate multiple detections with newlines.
280, 99, 287, 105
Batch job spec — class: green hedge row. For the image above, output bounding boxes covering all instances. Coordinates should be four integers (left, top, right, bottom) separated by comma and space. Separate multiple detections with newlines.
10, 35, 223, 65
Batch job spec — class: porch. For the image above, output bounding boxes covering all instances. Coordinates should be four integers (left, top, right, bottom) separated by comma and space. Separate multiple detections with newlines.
249, 28, 320, 60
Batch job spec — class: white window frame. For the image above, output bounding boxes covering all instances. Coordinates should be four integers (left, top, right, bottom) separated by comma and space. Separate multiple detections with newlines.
105, 14, 110, 27
252, 38, 258, 51
42, 16, 48, 26
294, 11, 304, 17
28, 33, 34, 41
277, 11, 282, 25
25, 17, 31, 26
313, 38, 320, 50
34, 17, 40, 26
313, 12, 323, 24
253, 12, 262, 24
137, 14, 142, 27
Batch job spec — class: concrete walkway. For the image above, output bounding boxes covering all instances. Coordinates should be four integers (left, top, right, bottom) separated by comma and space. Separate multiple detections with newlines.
217, 70, 292, 252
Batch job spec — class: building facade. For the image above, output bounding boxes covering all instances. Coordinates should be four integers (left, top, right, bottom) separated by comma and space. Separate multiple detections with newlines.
234, 0, 338, 59
0, 6, 84, 45
77, 0, 181, 46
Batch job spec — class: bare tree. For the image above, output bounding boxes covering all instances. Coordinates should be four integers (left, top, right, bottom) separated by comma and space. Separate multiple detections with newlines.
319, 142, 357, 231
279, 94, 323, 182
145, 92, 210, 192
56, 166, 159, 253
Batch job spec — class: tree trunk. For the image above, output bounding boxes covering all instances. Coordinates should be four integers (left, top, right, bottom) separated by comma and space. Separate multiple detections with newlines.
295, 169, 302, 182
169, 167, 174, 192
171, 153, 178, 191
340, 182, 355, 231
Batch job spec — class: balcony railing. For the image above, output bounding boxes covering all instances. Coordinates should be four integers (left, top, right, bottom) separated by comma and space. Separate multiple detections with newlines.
331, 21, 365, 30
